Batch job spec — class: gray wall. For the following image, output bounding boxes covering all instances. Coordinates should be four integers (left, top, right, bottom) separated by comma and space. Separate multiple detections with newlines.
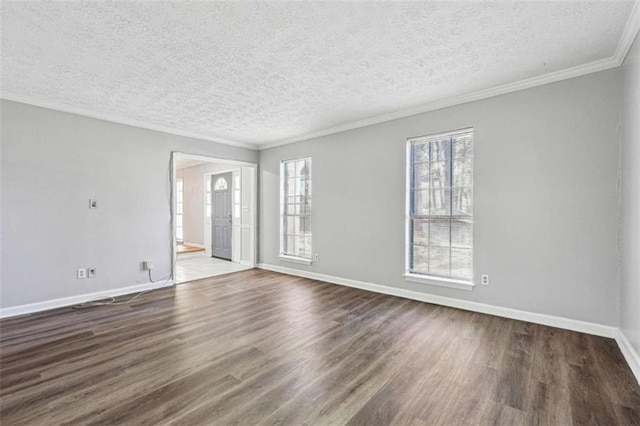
259, 69, 621, 326
620, 33, 640, 353
0, 100, 257, 308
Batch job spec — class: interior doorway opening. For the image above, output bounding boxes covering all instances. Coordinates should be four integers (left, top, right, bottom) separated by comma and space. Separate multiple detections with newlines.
171, 153, 257, 284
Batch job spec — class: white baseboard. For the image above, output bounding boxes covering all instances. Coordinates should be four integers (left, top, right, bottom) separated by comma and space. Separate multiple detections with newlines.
257, 263, 617, 339
0, 279, 175, 319
616, 329, 640, 385
182, 242, 205, 248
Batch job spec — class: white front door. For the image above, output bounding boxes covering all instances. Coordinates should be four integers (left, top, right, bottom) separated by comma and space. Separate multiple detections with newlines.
212, 172, 232, 260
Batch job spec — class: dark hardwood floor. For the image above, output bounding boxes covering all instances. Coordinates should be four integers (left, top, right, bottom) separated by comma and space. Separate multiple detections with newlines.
1, 269, 638, 425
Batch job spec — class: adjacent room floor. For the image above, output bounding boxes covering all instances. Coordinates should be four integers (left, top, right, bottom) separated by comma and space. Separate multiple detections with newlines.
1, 269, 638, 425
176, 256, 252, 283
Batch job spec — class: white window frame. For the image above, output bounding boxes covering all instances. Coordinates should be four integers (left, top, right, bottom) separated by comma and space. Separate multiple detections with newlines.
279, 157, 312, 265
404, 128, 475, 291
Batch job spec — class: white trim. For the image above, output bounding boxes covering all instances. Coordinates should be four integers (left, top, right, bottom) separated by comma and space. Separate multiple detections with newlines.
173, 152, 257, 168
403, 273, 474, 291
614, 0, 640, 64
259, 57, 619, 150
3, 3, 637, 153
278, 255, 313, 265
257, 263, 617, 338
0, 279, 174, 319
0, 93, 257, 150
615, 329, 640, 385
4, 3, 638, 155
182, 242, 205, 249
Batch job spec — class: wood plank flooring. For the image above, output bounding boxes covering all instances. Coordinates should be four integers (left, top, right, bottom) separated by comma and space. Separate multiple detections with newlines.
1, 269, 638, 425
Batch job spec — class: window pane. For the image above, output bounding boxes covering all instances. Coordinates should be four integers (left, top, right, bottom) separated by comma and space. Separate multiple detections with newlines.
413, 162, 430, 189
412, 219, 429, 246
285, 161, 296, 177
287, 216, 299, 235
453, 187, 473, 216
431, 139, 450, 161
429, 246, 450, 277
412, 143, 430, 164
412, 189, 429, 216
287, 178, 296, 197
296, 236, 309, 258
430, 161, 448, 189
296, 160, 306, 176
429, 219, 450, 247
412, 245, 429, 274
300, 216, 311, 235
451, 219, 472, 248
286, 235, 296, 254
451, 248, 472, 280
430, 188, 450, 215
453, 139, 473, 188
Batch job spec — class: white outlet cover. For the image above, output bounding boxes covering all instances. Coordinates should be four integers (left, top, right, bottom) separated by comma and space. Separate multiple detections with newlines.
77, 268, 86, 279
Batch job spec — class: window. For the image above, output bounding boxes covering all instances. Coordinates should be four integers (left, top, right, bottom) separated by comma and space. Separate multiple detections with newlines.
214, 177, 228, 190
280, 157, 312, 262
234, 173, 241, 220
407, 128, 473, 285
176, 178, 184, 241
206, 176, 211, 218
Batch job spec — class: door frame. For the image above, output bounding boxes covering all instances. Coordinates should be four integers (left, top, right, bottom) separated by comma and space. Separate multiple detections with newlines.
170, 152, 258, 282
203, 168, 239, 260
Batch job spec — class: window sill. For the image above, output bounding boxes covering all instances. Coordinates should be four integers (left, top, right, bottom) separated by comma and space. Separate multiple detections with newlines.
279, 255, 312, 265
403, 273, 475, 291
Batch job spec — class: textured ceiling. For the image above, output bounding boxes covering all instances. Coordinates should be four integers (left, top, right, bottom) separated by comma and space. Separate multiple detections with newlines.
0, 1, 634, 148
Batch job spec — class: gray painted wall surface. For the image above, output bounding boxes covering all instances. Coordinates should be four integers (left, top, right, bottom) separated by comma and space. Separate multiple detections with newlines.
620, 33, 640, 354
0, 100, 257, 308
259, 69, 621, 326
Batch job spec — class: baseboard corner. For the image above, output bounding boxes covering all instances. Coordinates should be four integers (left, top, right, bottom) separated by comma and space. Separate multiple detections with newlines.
615, 329, 640, 385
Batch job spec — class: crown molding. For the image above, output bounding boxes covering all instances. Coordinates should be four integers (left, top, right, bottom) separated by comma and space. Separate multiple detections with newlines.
0, 93, 259, 151
3, 1, 638, 152
614, 0, 640, 64
258, 55, 619, 150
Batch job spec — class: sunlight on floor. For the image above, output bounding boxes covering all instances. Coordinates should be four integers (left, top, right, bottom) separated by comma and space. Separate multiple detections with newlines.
176, 256, 252, 283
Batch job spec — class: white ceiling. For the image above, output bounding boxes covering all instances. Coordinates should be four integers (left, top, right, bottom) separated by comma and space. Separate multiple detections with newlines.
1, 1, 637, 149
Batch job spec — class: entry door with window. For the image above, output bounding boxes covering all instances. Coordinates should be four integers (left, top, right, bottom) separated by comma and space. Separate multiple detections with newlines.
211, 172, 232, 260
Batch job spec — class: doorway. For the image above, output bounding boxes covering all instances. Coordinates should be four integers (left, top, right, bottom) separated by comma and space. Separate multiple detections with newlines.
171, 153, 257, 284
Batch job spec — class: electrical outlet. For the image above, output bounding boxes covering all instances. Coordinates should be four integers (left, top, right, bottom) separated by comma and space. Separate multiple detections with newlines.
87, 268, 96, 278
481, 274, 489, 285
89, 199, 98, 209
77, 268, 86, 279
142, 260, 154, 271
314, 253, 319, 262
